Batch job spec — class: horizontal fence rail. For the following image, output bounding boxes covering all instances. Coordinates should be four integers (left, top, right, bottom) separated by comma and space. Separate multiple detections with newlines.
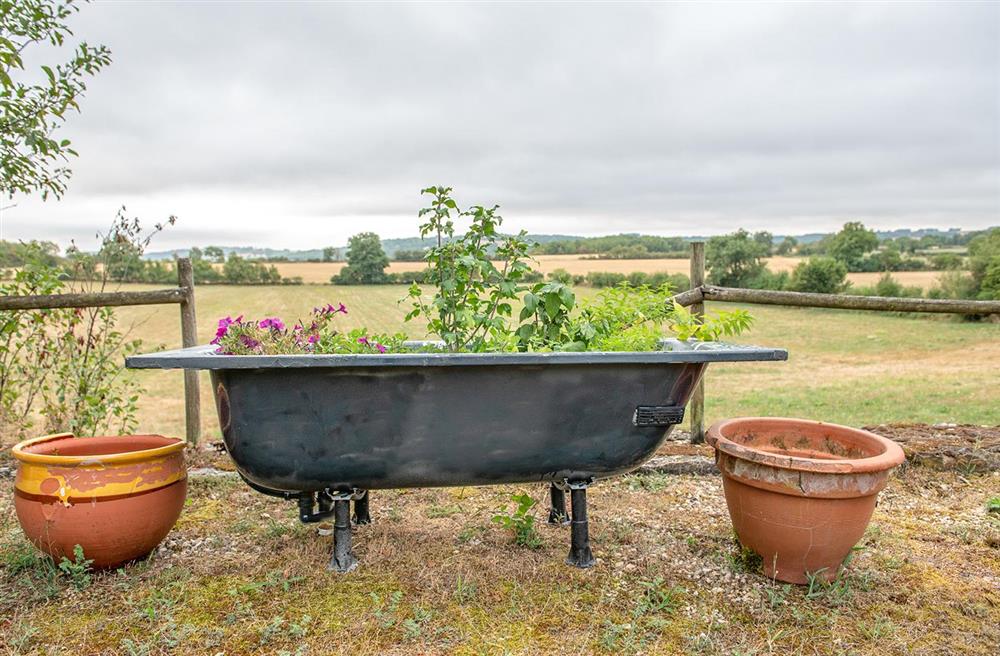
0, 259, 201, 444
0, 287, 186, 311
698, 285, 1000, 315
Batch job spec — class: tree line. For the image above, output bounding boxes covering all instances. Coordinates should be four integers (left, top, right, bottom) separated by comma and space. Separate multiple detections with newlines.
705, 223, 999, 301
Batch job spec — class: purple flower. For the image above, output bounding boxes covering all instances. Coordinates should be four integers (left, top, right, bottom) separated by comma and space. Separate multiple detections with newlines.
308, 334, 319, 344
239, 334, 261, 350
258, 317, 285, 331
375, 342, 387, 354
357, 336, 369, 346
211, 315, 243, 344
313, 303, 349, 316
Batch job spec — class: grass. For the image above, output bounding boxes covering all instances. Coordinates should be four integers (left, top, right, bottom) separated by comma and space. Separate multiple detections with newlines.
63, 282, 999, 444
1, 467, 997, 654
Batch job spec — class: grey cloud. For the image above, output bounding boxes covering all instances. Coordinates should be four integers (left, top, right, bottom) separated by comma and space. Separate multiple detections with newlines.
2, 1, 997, 250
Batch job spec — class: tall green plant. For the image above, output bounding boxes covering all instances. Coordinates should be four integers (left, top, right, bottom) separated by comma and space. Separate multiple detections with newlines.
0, 212, 172, 439
405, 186, 534, 352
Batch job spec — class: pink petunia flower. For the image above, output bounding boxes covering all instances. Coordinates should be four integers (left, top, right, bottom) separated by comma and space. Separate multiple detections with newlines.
258, 317, 285, 331
211, 315, 243, 344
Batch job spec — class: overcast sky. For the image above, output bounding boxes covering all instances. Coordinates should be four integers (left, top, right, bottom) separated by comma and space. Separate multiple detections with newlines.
2, 1, 998, 252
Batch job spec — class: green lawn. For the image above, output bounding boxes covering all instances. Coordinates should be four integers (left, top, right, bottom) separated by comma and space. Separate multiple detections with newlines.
103, 283, 1000, 443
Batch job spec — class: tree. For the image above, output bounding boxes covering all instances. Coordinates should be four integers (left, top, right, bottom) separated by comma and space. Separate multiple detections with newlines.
203, 246, 225, 263
776, 236, 798, 256
789, 257, 848, 294
706, 229, 769, 288
1, 0, 112, 200
322, 246, 339, 262
334, 232, 389, 284
828, 222, 878, 271
968, 228, 1000, 299
753, 231, 774, 256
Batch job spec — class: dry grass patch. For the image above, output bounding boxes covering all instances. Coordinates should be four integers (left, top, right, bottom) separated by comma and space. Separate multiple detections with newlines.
2, 465, 998, 655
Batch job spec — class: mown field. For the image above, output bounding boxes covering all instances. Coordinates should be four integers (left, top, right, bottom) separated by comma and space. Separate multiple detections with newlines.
96, 283, 1000, 445
272, 257, 946, 290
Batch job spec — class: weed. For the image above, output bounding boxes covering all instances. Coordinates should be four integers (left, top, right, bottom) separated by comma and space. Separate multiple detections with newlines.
402, 606, 432, 640
457, 525, 486, 544
264, 515, 294, 538
454, 574, 478, 604
626, 473, 671, 492
259, 615, 311, 646
764, 584, 791, 610
57, 544, 93, 590
1, 539, 40, 574
804, 568, 853, 606
7, 620, 38, 654
638, 577, 683, 614
726, 538, 762, 574
426, 503, 463, 518
371, 590, 404, 628
858, 614, 896, 640
492, 492, 542, 548
599, 578, 684, 653
987, 497, 1000, 514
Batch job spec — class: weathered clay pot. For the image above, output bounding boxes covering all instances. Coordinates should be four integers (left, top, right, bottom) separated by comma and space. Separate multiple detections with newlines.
706, 417, 904, 584
13, 433, 186, 569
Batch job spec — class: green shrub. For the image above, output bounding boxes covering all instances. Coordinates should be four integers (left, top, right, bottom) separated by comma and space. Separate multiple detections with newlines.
873, 273, 923, 298
931, 253, 965, 271
789, 257, 848, 294
547, 268, 573, 284
585, 271, 627, 288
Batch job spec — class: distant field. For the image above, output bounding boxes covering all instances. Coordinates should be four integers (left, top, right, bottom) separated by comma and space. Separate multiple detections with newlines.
272, 257, 946, 290
97, 283, 999, 445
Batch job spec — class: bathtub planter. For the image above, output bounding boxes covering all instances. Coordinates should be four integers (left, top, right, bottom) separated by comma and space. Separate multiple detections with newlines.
128, 340, 786, 570
706, 417, 905, 584
12, 433, 186, 569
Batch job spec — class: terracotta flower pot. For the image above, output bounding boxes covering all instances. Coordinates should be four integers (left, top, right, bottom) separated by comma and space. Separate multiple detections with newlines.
12, 433, 187, 569
706, 417, 904, 584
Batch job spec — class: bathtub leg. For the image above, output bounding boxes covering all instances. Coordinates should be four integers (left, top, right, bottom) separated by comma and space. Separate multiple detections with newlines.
317, 490, 334, 514
548, 484, 570, 525
353, 490, 371, 525
330, 499, 358, 573
566, 484, 595, 568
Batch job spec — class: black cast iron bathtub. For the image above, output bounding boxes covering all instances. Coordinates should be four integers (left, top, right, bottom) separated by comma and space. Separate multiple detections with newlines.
127, 340, 786, 570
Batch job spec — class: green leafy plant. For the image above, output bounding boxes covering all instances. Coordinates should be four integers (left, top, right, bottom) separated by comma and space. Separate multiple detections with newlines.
405, 185, 535, 352
1, 0, 112, 200
516, 281, 586, 351
986, 497, 1000, 515
0, 211, 165, 438
57, 544, 93, 590
491, 492, 542, 548
666, 301, 754, 342
371, 590, 404, 629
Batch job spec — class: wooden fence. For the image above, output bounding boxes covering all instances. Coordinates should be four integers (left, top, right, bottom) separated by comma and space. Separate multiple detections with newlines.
3, 247, 998, 449
680, 243, 1000, 443
0, 258, 201, 444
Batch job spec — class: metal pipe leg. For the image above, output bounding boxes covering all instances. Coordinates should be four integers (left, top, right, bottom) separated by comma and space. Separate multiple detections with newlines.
329, 499, 359, 573
353, 490, 371, 525
317, 490, 334, 514
548, 484, 569, 525
566, 486, 595, 568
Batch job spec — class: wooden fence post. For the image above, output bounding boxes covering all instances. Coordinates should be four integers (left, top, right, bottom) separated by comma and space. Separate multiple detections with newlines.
689, 242, 706, 444
177, 258, 201, 445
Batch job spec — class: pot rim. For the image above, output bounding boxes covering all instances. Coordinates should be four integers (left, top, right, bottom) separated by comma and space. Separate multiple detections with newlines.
706, 417, 905, 474
12, 433, 186, 466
